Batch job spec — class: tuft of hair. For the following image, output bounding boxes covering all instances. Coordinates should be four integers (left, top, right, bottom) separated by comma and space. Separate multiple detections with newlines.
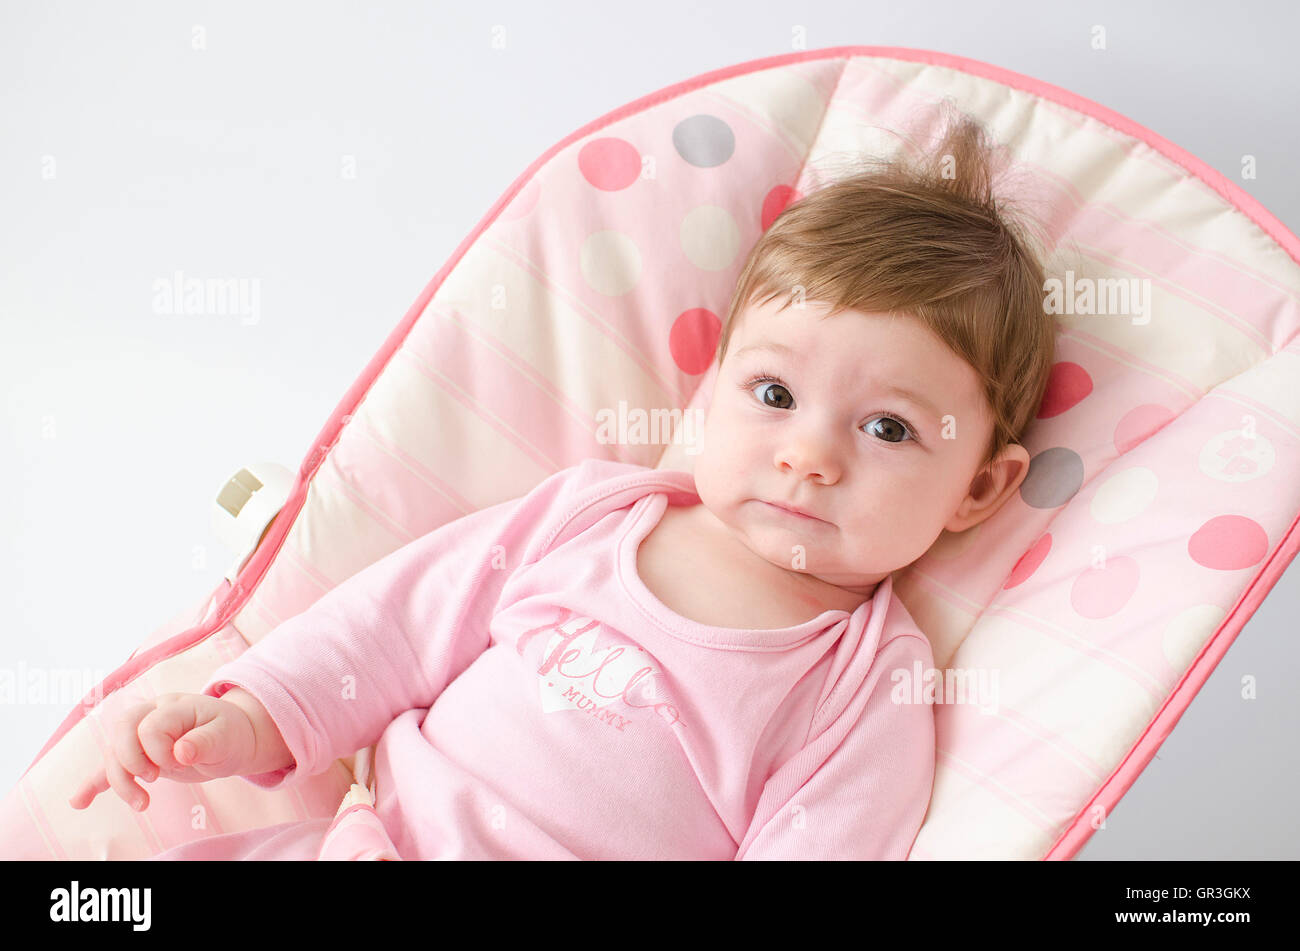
716, 102, 1057, 472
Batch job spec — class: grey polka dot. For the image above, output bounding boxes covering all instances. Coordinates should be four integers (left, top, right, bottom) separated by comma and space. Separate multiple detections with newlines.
672, 114, 735, 168
1020, 447, 1084, 509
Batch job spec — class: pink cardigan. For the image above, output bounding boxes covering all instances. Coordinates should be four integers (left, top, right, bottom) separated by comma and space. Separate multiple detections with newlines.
198, 458, 936, 859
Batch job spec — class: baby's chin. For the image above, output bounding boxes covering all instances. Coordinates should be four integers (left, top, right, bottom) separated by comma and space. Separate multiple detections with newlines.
700, 497, 892, 593
699, 497, 850, 569
735, 526, 887, 587
733, 527, 838, 577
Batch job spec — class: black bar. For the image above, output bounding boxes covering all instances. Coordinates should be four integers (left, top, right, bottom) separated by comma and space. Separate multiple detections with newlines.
0, 858, 1281, 938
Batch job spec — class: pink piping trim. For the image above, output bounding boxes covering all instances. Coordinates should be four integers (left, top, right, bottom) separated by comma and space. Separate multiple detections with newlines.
25, 45, 1300, 861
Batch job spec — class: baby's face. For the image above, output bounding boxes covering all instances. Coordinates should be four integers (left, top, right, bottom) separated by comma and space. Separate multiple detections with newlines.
692, 296, 996, 598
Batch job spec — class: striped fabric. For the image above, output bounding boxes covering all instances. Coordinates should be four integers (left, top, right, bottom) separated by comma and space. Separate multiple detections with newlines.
3, 47, 1297, 860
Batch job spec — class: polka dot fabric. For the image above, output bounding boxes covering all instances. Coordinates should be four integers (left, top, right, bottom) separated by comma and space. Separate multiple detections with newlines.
5, 48, 1298, 861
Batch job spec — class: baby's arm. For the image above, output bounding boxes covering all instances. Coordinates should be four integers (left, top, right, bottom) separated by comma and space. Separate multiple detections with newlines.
70, 465, 598, 811
192, 463, 593, 790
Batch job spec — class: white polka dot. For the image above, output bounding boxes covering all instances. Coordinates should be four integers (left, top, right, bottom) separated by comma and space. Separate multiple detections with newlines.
1161, 603, 1226, 671
580, 230, 642, 296
680, 205, 740, 271
1089, 466, 1158, 525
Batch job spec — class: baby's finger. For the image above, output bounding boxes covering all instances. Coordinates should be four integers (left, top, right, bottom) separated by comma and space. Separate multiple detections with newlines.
112, 706, 161, 783
106, 751, 149, 811
137, 703, 196, 773
172, 719, 228, 770
68, 766, 109, 810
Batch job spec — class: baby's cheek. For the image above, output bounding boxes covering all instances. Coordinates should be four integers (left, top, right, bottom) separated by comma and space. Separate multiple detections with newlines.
856, 507, 928, 566
696, 445, 743, 497
896, 505, 952, 564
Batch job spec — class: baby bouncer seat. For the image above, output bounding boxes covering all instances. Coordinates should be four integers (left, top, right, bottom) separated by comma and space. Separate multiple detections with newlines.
4, 45, 1299, 860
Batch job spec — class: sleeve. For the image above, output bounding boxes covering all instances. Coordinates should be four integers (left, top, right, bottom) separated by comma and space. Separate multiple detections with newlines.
199, 462, 594, 790
736, 633, 936, 860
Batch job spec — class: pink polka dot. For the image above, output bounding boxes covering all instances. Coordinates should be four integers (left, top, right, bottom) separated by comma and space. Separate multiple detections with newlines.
578, 138, 642, 191
761, 185, 800, 231
1004, 532, 1052, 589
1188, 515, 1269, 570
1114, 404, 1175, 455
1070, 555, 1140, 619
500, 179, 540, 221
1037, 362, 1092, 419
669, 309, 721, 375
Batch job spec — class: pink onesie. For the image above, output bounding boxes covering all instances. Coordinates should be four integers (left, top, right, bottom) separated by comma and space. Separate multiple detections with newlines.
150, 458, 936, 860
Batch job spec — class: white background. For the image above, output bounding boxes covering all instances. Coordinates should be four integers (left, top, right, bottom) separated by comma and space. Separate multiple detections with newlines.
2, 0, 1297, 859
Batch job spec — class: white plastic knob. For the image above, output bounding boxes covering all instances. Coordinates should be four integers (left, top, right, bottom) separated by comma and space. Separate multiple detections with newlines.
211, 462, 295, 583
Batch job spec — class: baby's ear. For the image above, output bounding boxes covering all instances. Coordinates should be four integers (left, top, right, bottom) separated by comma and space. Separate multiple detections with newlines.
993, 442, 1032, 497
946, 443, 1031, 533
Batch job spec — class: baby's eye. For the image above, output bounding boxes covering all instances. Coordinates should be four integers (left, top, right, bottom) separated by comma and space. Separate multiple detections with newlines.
750, 379, 794, 409
863, 415, 913, 444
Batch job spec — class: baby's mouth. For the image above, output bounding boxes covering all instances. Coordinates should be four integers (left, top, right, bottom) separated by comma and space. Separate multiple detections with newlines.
759, 500, 829, 524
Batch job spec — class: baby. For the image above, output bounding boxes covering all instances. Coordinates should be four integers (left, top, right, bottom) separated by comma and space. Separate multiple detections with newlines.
68, 109, 1054, 860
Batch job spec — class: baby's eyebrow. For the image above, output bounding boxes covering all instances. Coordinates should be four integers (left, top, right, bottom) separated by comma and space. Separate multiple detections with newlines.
732, 341, 944, 420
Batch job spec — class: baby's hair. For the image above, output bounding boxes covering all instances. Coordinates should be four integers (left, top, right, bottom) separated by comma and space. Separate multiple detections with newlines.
716, 101, 1056, 472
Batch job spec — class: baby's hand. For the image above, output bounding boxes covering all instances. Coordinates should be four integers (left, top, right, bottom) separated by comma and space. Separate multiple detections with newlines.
68, 692, 259, 812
